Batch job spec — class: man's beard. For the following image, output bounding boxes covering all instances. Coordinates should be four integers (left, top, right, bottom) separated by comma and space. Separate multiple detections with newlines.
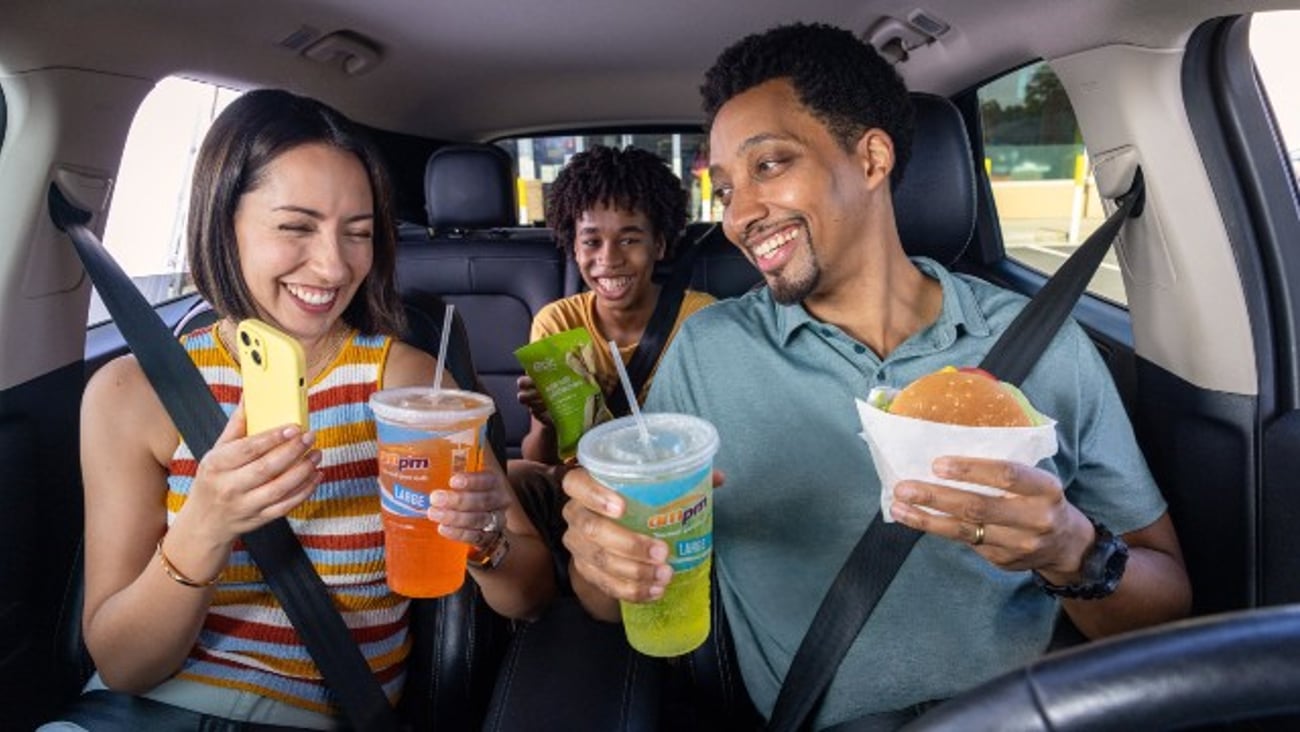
767, 246, 821, 305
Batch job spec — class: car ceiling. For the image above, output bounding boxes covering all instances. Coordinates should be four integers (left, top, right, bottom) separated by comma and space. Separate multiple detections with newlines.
2, 0, 1293, 142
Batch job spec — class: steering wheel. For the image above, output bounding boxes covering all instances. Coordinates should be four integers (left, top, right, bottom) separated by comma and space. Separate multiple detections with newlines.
903, 604, 1300, 731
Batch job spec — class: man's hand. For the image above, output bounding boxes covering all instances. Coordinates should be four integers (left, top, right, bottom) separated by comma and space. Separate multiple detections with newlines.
888, 456, 1094, 583
561, 468, 672, 608
889, 455, 1191, 638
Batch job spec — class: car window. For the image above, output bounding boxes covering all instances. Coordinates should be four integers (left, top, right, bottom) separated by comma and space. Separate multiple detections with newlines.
1251, 10, 1300, 184
976, 62, 1124, 305
495, 132, 712, 225
89, 77, 242, 326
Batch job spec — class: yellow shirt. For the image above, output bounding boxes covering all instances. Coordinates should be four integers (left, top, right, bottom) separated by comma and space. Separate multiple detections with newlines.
530, 289, 715, 404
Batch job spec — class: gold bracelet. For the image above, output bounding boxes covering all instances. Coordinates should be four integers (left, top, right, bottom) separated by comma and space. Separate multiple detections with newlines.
156, 539, 221, 588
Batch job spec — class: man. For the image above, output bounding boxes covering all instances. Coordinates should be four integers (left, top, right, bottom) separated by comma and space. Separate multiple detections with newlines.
517, 145, 715, 464
560, 23, 1191, 729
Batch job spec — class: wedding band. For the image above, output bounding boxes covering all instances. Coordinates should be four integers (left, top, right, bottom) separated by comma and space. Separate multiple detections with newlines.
482, 510, 502, 535
971, 523, 986, 546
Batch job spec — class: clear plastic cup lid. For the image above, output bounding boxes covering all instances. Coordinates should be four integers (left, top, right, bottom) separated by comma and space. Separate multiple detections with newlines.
577, 412, 719, 479
369, 387, 496, 426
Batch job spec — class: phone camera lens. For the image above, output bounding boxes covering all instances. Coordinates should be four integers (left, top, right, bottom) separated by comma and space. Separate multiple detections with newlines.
240, 331, 252, 346
251, 350, 263, 366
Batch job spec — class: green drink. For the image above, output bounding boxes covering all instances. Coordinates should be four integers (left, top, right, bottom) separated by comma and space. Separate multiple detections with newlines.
578, 413, 719, 657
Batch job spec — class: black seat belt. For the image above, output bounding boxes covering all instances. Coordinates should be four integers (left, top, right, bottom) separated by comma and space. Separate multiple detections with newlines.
766, 169, 1146, 732
50, 184, 402, 732
604, 225, 710, 417
979, 169, 1145, 383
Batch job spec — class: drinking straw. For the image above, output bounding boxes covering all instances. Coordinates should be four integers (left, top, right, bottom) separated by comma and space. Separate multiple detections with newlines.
609, 339, 652, 447
431, 304, 455, 395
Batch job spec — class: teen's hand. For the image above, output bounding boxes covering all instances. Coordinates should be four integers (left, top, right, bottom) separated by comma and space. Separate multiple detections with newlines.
517, 375, 553, 426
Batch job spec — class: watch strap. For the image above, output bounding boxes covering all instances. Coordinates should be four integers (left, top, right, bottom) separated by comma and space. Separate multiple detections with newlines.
468, 531, 510, 570
1033, 518, 1129, 600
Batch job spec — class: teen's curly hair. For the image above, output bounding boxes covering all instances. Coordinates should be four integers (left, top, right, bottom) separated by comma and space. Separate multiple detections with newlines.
546, 145, 688, 259
701, 23, 914, 187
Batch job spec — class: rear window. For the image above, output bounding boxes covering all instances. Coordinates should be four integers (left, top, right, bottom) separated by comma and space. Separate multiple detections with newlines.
495, 132, 711, 226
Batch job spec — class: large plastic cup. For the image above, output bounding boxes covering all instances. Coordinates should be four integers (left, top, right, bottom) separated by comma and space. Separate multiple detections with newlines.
578, 413, 720, 657
369, 387, 496, 598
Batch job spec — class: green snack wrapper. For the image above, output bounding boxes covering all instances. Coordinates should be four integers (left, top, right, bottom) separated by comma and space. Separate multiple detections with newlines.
514, 327, 614, 462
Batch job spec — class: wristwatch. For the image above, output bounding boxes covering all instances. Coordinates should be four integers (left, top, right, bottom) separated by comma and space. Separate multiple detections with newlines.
468, 530, 510, 571
1032, 518, 1129, 600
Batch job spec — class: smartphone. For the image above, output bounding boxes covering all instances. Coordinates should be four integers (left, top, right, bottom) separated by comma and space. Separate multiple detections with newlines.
236, 318, 308, 434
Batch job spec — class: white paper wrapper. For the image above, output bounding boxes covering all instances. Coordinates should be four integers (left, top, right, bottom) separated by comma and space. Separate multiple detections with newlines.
857, 387, 1059, 522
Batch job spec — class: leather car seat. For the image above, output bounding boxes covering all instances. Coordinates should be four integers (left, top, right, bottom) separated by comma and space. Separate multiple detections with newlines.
395, 144, 566, 459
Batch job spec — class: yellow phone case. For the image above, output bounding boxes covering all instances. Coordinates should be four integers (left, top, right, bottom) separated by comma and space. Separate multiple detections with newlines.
236, 319, 309, 434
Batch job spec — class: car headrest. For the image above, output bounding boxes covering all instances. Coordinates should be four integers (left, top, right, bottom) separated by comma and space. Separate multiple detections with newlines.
894, 93, 976, 266
425, 144, 516, 232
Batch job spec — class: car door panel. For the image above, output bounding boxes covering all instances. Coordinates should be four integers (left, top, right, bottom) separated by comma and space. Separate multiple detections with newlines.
0, 363, 86, 727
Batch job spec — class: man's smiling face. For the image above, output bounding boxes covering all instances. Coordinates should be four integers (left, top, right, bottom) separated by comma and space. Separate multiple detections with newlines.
709, 78, 879, 304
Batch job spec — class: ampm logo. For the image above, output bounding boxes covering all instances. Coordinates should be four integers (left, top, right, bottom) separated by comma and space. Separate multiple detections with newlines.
380, 452, 430, 474
647, 494, 709, 531
398, 456, 429, 471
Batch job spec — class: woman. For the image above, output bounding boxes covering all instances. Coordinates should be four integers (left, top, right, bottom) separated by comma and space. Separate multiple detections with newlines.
61, 89, 553, 728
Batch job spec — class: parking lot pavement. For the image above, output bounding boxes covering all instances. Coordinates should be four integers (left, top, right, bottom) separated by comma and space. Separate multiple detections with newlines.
1001, 217, 1127, 305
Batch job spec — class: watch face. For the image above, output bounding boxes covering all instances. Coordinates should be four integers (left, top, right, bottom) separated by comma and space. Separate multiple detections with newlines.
1034, 520, 1129, 600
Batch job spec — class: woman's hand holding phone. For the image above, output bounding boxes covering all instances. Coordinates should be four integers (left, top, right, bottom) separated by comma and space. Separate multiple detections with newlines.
177, 320, 321, 542
183, 402, 323, 544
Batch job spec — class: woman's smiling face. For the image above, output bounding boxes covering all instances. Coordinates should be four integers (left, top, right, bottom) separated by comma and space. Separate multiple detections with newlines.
232, 142, 375, 341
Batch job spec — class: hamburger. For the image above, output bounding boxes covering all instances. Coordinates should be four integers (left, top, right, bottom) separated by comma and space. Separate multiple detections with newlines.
880, 366, 1045, 428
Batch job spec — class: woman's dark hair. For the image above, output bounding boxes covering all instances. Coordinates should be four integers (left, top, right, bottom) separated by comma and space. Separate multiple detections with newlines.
700, 23, 915, 187
187, 88, 406, 336
546, 145, 688, 259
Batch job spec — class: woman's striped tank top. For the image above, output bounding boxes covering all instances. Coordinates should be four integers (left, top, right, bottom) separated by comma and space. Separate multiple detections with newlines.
165, 324, 410, 715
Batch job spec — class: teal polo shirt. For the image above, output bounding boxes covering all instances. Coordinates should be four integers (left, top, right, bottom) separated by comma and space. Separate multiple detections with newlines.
644, 257, 1166, 729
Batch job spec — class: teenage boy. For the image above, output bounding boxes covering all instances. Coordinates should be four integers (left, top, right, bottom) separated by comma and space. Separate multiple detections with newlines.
517, 145, 714, 464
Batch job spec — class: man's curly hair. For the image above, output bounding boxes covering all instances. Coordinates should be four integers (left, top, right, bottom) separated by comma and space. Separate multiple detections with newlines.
701, 23, 914, 187
546, 145, 688, 258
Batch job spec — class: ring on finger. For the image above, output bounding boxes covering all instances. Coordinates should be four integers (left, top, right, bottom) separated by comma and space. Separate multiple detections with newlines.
970, 522, 986, 546
482, 510, 502, 535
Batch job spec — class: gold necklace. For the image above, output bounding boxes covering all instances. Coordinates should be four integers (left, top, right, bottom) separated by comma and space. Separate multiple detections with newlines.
305, 325, 350, 379
217, 321, 351, 380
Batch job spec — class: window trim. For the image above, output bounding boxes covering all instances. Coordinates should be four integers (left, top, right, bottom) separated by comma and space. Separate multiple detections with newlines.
1184, 14, 1300, 416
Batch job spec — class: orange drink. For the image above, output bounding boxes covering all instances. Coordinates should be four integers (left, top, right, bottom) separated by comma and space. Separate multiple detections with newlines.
370, 387, 495, 597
